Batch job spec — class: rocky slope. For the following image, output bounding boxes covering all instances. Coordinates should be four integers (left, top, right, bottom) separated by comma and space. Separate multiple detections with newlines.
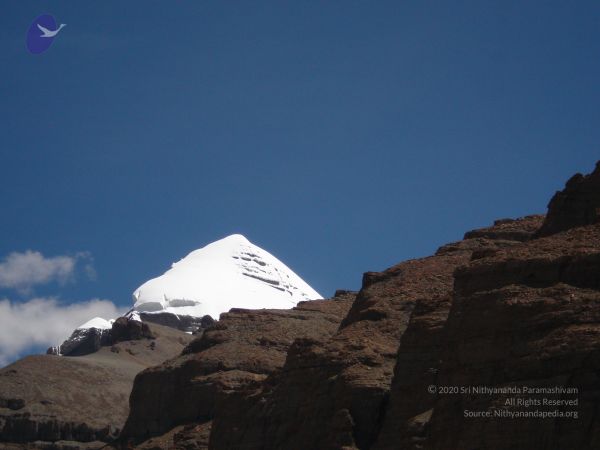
208, 215, 546, 450
46, 314, 156, 358
46, 326, 111, 357
191, 163, 598, 449
119, 291, 356, 448
420, 219, 600, 447
371, 216, 549, 449
0, 320, 193, 449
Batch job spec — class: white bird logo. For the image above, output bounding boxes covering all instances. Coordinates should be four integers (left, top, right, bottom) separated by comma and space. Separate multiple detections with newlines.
37, 23, 66, 38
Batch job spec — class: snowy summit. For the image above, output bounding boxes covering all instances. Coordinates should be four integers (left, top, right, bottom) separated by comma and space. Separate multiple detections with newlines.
76, 317, 113, 330
132, 234, 322, 319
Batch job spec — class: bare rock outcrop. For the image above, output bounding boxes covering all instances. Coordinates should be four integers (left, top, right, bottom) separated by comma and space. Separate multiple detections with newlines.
423, 224, 600, 450
536, 161, 600, 237
139, 312, 215, 333
119, 293, 356, 446
110, 316, 155, 344
47, 327, 111, 357
464, 215, 545, 242
46, 315, 156, 358
209, 216, 545, 450
372, 215, 570, 449
375, 162, 600, 450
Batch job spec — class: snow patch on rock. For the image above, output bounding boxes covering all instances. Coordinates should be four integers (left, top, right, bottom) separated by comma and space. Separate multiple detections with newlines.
76, 317, 113, 330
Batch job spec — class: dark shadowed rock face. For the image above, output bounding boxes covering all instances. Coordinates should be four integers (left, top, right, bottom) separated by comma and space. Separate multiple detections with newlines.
46, 316, 156, 358
536, 161, 600, 237
372, 215, 557, 450
47, 327, 111, 357
373, 164, 600, 450
206, 164, 600, 450
119, 294, 355, 446
110, 317, 155, 344
423, 225, 600, 450
209, 216, 544, 450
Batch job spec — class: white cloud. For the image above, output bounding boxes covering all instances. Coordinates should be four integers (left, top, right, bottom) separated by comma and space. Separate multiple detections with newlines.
0, 250, 92, 294
0, 297, 126, 367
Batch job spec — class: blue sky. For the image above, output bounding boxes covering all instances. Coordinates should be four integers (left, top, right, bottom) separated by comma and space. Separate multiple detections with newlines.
0, 1, 599, 362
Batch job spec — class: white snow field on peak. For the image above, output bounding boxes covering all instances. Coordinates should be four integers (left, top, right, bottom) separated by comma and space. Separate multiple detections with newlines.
132, 234, 322, 319
76, 317, 114, 330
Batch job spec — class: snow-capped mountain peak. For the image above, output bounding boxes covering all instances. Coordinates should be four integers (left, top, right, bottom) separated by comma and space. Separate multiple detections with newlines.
132, 234, 322, 319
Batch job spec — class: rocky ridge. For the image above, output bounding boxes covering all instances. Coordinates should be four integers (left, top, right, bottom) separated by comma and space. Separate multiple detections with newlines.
536, 161, 600, 237
139, 312, 215, 333
208, 216, 547, 450
133, 163, 600, 450
119, 291, 356, 447
46, 314, 156, 357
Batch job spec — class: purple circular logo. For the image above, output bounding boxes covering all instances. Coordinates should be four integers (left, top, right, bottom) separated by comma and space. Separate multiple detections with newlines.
26, 14, 66, 54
